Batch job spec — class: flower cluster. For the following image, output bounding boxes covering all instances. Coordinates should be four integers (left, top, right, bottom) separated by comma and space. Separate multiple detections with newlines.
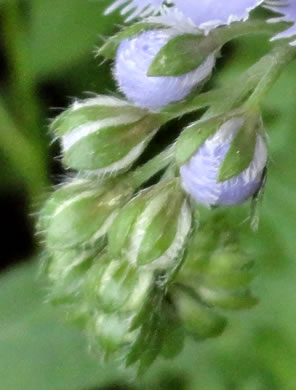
38, 0, 296, 373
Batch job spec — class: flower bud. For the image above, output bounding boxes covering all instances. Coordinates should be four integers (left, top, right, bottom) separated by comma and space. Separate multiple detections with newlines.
105, 0, 163, 22
51, 96, 160, 175
85, 258, 153, 314
88, 311, 136, 357
39, 178, 133, 250
204, 247, 254, 290
108, 179, 192, 268
47, 248, 96, 300
114, 29, 216, 109
173, 286, 227, 340
180, 116, 268, 206
178, 212, 257, 311
198, 285, 258, 311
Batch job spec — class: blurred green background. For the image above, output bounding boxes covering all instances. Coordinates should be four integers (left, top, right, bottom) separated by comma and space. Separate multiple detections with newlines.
1, 1, 296, 389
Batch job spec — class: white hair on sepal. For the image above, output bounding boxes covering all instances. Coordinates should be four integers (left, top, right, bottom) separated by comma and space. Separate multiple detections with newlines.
75, 128, 158, 179
104, 0, 165, 22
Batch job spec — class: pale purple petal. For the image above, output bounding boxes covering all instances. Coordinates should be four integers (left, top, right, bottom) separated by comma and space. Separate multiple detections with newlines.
171, 0, 264, 31
180, 118, 268, 207
114, 29, 215, 109
265, 1, 296, 45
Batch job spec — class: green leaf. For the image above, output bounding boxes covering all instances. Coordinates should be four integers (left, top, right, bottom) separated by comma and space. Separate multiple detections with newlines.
30, 0, 118, 78
148, 34, 218, 77
0, 261, 123, 390
218, 118, 258, 182
98, 23, 165, 60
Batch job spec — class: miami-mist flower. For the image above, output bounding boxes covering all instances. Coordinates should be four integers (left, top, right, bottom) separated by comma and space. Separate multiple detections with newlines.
179, 115, 268, 207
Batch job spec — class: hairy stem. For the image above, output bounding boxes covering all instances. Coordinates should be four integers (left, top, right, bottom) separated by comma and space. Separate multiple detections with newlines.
127, 144, 176, 188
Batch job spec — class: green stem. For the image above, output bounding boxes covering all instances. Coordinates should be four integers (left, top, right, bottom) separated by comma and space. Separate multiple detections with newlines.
244, 44, 296, 109
128, 44, 296, 189
161, 44, 296, 122
127, 144, 176, 189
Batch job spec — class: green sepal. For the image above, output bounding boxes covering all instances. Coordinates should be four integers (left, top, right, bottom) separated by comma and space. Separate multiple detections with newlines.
85, 259, 153, 314
63, 115, 160, 171
176, 118, 222, 166
108, 193, 148, 259
136, 190, 184, 266
160, 304, 185, 360
97, 23, 166, 60
204, 249, 255, 290
109, 180, 191, 268
218, 116, 258, 182
199, 286, 258, 311
51, 104, 144, 136
174, 286, 227, 340
47, 248, 97, 304
148, 33, 218, 77
126, 276, 183, 374
41, 178, 133, 250
88, 311, 135, 359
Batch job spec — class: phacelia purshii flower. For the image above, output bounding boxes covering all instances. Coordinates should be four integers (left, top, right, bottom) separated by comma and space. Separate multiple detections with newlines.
114, 29, 216, 109
180, 117, 268, 207
265, 0, 296, 45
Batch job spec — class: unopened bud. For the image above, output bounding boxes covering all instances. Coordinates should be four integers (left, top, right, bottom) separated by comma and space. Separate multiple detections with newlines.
88, 311, 136, 357
39, 178, 133, 250
85, 259, 153, 314
46, 248, 96, 304
173, 286, 227, 340
114, 29, 216, 109
109, 179, 192, 268
180, 115, 268, 206
198, 286, 258, 310
51, 96, 160, 175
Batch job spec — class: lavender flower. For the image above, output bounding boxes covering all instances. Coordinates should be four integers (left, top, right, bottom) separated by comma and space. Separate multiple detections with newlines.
106, 0, 264, 32
114, 29, 215, 109
172, 0, 264, 31
180, 118, 268, 207
265, 0, 296, 45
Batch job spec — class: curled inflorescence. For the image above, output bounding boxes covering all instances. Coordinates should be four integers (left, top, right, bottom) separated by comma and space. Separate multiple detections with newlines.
38, 0, 296, 373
